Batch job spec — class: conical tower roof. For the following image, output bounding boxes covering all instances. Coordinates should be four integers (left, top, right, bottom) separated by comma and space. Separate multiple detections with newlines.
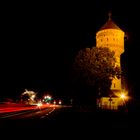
99, 12, 122, 31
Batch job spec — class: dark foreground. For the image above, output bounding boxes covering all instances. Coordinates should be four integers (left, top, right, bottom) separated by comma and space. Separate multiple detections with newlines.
0, 106, 140, 139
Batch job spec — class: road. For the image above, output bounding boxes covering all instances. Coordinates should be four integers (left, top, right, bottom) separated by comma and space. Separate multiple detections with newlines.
0, 102, 72, 123
0, 103, 140, 139
0, 104, 58, 120
0, 103, 72, 129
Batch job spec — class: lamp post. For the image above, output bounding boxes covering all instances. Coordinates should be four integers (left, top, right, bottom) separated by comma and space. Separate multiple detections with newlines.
120, 93, 128, 112
109, 95, 112, 110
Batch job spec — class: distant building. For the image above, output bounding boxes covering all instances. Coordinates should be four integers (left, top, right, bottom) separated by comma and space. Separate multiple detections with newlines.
96, 13, 126, 110
97, 96, 123, 110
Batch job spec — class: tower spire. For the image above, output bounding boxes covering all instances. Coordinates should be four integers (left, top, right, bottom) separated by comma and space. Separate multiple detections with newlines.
108, 11, 112, 20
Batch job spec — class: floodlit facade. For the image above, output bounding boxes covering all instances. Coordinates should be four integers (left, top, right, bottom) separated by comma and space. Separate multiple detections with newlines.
96, 13, 126, 110
97, 97, 123, 110
96, 12, 125, 95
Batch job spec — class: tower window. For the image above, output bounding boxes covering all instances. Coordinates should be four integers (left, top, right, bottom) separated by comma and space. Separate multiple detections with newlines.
114, 83, 115, 88
107, 38, 108, 41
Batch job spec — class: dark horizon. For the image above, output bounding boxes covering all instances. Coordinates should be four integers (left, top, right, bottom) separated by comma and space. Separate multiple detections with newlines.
1, 2, 139, 99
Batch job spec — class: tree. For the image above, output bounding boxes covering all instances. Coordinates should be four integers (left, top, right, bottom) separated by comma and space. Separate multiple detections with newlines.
73, 47, 121, 96
20, 89, 37, 104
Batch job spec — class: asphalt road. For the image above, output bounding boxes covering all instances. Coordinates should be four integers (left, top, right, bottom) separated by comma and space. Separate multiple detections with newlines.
0, 107, 56, 120
0, 105, 140, 139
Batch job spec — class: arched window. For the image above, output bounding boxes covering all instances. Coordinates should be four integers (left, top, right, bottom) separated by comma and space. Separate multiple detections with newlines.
114, 83, 116, 88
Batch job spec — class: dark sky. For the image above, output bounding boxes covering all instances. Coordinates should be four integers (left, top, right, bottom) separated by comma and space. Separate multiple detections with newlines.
1, 1, 140, 98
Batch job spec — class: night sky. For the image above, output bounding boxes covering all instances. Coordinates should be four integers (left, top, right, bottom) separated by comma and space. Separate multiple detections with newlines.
1, 1, 140, 99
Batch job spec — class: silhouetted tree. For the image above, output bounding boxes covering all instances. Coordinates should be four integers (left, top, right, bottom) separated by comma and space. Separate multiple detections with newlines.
73, 47, 121, 96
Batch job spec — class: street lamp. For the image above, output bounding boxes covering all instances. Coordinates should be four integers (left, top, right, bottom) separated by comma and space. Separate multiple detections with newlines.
43, 95, 52, 104
119, 93, 128, 112
120, 94, 126, 100
109, 95, 112, 109
58, 100, 62, 105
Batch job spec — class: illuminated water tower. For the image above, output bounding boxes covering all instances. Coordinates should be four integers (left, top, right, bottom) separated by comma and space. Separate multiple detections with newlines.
96, 12, 125, 95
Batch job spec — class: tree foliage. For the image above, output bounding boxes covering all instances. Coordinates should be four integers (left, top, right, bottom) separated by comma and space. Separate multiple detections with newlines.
73, 47, 121, 94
